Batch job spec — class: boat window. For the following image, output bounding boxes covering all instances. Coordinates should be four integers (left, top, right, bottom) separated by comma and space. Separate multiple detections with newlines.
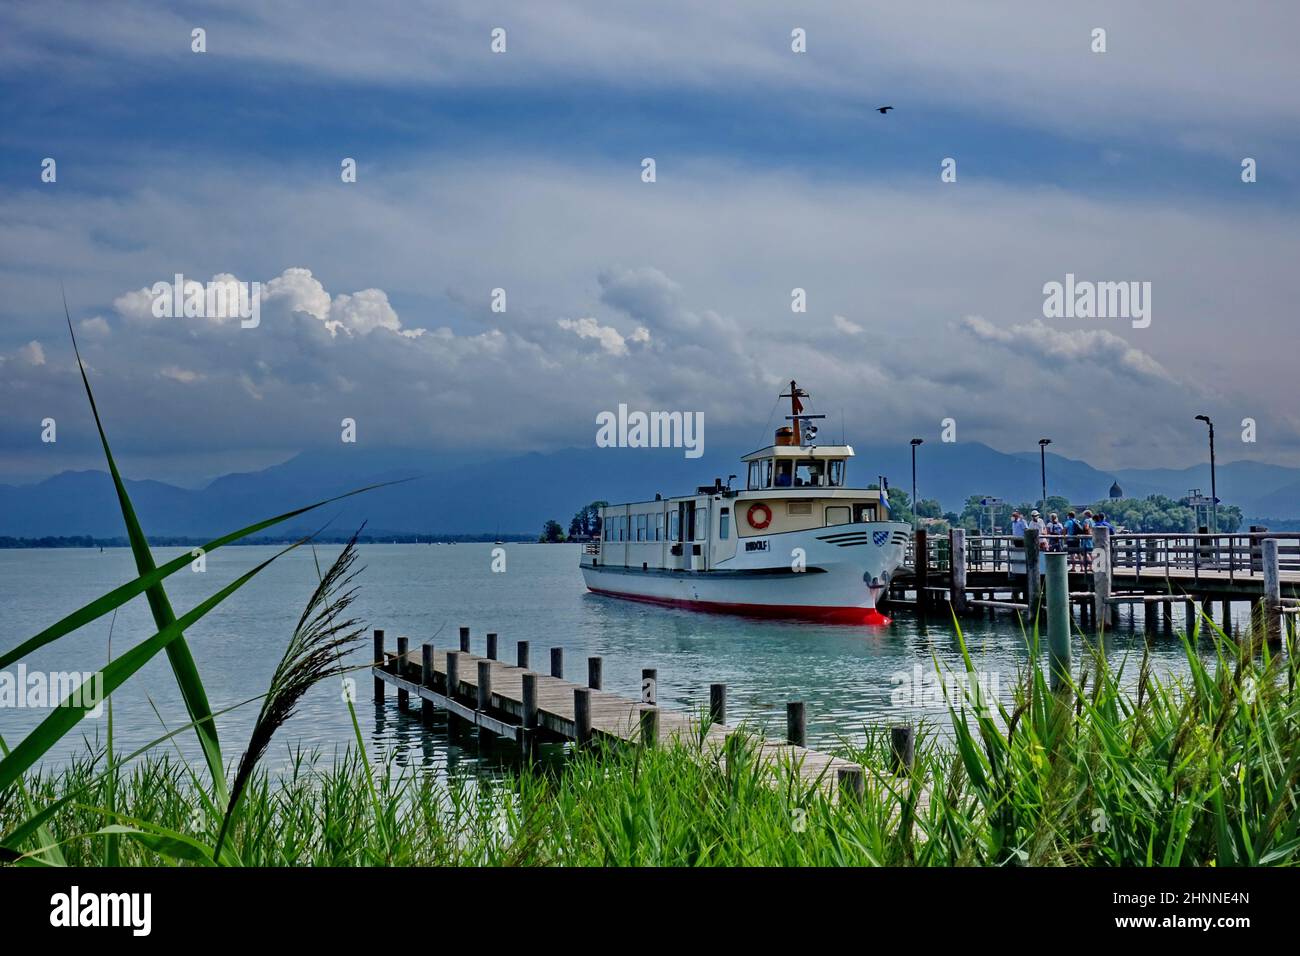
764, 459, 773, 488
828, 460, 845, 487
794, 460, 824, 487
854, 504, 877, 523
719, 507, 730, 540
695, 510, 708, 542
669, 509, 680, 541
787, 501, 812, 516
747, 460, 763, 490
774, 459, 793, 487
655, 513, 663, 541
826, 506, 851, 526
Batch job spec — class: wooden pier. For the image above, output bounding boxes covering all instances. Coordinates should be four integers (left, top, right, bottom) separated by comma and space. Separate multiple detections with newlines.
892, 527, 1300, 645
371, 627, 900, 799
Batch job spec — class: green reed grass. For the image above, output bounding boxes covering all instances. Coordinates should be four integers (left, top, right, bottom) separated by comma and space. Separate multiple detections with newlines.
6, 617, 1297, 867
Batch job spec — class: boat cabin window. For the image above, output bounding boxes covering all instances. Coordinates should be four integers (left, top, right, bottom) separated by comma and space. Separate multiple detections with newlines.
853, 503, 877, 523
747, 460, 762, 490
794, 460, 824, 487
774, 459, 793, 487
826, 505, 851, 526
828, 460, 845, 486
669, 509, 681, 541
719, 507, 730, 540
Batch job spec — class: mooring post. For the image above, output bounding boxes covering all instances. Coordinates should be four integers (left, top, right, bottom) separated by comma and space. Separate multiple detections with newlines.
373, 629, 385, 701
914, 528, 929, 612
1162, 599, 1173, 633
1092, 525, 1113, 630
396, 636, 409, 709
477, 660, 492, 711
446, 651, 460, 701
890, 724, 915, 774
486, 632, 498, 661
421, 643, 435, 725
949, 528, 969, 615
709, 683, 727, 725
639, 705, 659, 748
516, 640, 530, 670
1024, 528, 1040, 624
1144, 597, 1158, 637
550, 647, 563, 679
587, 656, 603, 690
459, 626, 471, 653
1185, 598, 1198, 638
837, 766, 865, 803
641, 668, 657, 704
1263, 538, 1282, 646
573, 687, 592, 746
522, 673, 539, 729
1045, 552, 1071, 692
786, 701, 806, 747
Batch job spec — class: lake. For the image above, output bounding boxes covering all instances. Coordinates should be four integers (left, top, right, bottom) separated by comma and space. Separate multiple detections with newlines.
1, 543, 1227, 778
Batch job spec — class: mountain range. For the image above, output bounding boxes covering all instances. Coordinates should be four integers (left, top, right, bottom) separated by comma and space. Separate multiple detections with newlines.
2, 443, 1297, 539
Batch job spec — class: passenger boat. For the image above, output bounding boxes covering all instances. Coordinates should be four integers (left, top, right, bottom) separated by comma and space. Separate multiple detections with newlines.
579, 381, 911, 624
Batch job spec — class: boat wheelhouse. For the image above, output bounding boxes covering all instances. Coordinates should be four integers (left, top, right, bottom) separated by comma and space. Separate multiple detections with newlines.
579, 380, 910, 624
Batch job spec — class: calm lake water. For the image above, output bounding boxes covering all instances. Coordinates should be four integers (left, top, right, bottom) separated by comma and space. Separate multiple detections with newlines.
2, 543, 1230, 779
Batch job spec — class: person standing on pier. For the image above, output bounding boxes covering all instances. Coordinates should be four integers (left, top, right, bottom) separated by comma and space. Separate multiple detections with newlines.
1065, 510, 1081, 570
1045, 512, 1065, 553
1011, 510, 1027, 543
1029, 510, 1047, 536
1079, 510, 1095, 571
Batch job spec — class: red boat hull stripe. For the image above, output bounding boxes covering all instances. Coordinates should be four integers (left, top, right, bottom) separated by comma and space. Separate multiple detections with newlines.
587, 586, 891, 626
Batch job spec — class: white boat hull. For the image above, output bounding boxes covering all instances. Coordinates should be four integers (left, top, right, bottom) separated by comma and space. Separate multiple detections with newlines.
581, 522, 910, 624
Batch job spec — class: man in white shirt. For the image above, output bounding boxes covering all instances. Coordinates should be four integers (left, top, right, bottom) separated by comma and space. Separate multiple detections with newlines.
1010, 510, 1027, 539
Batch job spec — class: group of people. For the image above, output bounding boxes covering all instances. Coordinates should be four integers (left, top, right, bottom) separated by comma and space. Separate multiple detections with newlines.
1009, 508, 1115, 571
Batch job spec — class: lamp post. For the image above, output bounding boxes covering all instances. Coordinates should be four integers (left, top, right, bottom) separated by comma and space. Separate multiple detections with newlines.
910, 438, 923, 527
1038, 438, 1052, 513
1194, 415, 1217, 533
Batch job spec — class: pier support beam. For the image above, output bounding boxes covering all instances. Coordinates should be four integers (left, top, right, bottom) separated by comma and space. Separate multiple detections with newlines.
574, 687, 592, 746
949, 528, 969, 615
641, 668, 657, 704
639, 706, 659, 748
550, 647, 564, 679
373, 629, 384, 701
396, 636, 409, 709
486, 632, 498, 661
1092, 525, 1113, 631
914, 529, 929, 613
1263, 539, 1282, 646
837, 766, 865, 803
1024, 528, 1040, 626
516, 641, 530, 670
587, 656, 603, 690
1045, 553, 1071, 692
709, 683, 727, 725
786, 701, 806, 747
459, 626, 471, 653
421, 643, 435, 724
890, 724, 915, 774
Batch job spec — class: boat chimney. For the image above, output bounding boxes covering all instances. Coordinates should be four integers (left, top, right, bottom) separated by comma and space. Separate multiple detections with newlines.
775, 426, 795, 446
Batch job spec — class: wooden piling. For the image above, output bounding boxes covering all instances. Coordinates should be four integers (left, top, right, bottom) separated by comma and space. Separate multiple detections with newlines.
1092, 525, 1113, 629
550, 647, 563, 679
421, 643, 434, 724
574, 687, 592, 746
373, 629, 384, 701
477, 660, 492, 711
522, 673, 539, 729
786, 701, 806, 747
516, 640, 530, 670
837, 766, 865, 803
459, 626, 470, 653
486, 632, 498, 661
396, 636, 409, 708
1045, 553, 1070, 691
914, 529, 929, 612
950, 528, 969, 615
1263, 538, 1282, 645
1024, 527, 1040, 623
890, 724, 915, 773
587, 656, 603, 690
639, 705, 659, 747
641, 668, 657, 704
709, 683, 727, 725
446, 651, 460, 701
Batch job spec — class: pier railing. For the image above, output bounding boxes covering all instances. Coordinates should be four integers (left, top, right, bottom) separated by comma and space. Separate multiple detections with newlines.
907, 531, 1300, 581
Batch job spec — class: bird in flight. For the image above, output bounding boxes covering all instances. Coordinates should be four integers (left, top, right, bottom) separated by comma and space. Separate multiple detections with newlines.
876, 106, 894, 114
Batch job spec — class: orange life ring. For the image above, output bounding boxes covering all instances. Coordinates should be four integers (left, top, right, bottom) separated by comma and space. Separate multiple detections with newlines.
747, 502, 772, 530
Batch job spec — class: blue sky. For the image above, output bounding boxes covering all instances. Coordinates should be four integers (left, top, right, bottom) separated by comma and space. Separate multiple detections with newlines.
2, 1, 1298, 484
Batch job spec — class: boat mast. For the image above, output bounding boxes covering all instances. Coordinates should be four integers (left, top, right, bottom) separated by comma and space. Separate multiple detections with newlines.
781, 379, 807, 445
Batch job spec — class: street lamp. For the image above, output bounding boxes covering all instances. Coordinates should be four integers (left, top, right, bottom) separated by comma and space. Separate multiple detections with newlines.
1195, 415, 1217, 532
1038, 438, 1052, 513
910, 438, 923, 526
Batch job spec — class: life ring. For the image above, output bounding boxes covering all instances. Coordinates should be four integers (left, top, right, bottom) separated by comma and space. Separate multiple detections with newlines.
747, 502, 772, 530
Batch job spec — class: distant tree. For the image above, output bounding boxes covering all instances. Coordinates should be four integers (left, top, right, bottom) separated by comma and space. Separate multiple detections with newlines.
539, 519, 566, 543
568, 500, 607, 540
914, 498, 943, 519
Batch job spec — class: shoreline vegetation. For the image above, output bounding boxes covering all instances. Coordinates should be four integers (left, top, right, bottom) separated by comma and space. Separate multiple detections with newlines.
0, 533, 539, 549
7, 624, 1299, 866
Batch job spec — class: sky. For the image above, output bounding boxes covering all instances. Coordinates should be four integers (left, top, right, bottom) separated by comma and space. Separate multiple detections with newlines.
2, 1, 1298, 486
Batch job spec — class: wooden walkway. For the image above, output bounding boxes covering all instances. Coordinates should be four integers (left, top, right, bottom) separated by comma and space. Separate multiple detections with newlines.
372, 629, 904, 801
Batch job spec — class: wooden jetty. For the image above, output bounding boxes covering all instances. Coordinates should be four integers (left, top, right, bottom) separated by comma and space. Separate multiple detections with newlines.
371, 627, 901, 799
891, 527, 1300, 645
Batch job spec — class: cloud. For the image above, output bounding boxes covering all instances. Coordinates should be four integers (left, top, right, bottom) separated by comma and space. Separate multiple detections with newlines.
959, 316, 1175, 384
19, 341, 45, 365
832, 315, 864, 336
557, 317, 631, 356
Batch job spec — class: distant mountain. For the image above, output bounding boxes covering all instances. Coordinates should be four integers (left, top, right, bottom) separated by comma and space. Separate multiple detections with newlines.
1, 444, 1297, 537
